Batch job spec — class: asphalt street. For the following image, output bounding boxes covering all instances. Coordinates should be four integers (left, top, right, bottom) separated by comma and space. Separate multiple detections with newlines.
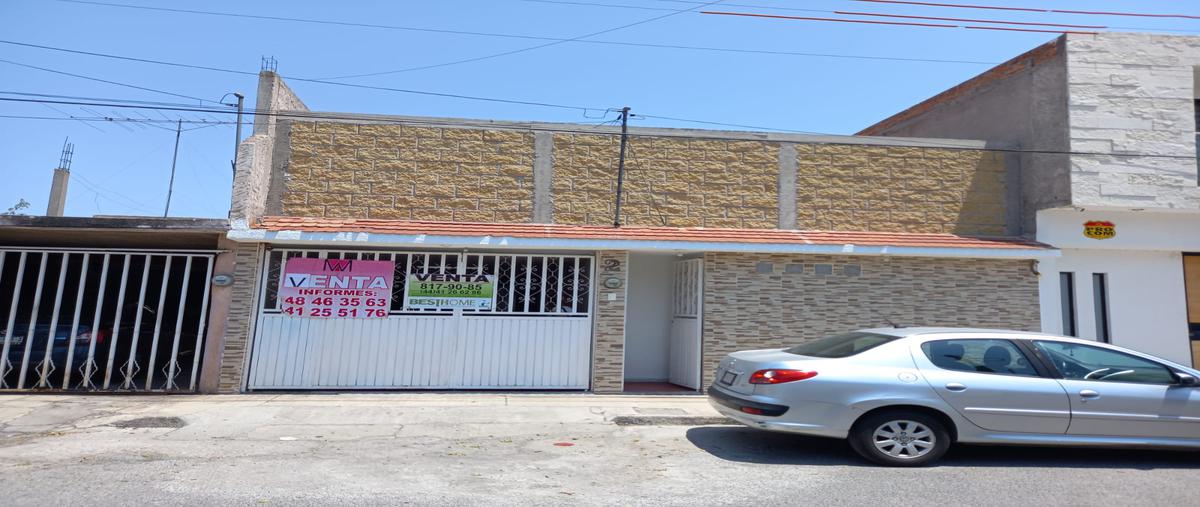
0, 394, 1195, 506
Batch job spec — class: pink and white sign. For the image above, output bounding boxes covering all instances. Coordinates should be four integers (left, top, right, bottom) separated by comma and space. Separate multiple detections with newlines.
278, 258, 394, 318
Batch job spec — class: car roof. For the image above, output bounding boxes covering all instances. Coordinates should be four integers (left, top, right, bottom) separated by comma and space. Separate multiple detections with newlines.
858, 327, 1067, 339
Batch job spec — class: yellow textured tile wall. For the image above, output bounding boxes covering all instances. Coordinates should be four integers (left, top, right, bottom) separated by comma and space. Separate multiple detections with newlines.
796, 145, 1008, 235
285, 122, 534, 222
552, 134, 781, 228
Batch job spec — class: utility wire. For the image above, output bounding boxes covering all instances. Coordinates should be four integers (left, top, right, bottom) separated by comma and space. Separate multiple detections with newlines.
0, 40, 612, 114
853, 0, 1200, 20
0, 58, 216, 104
316, 0, 728, 80
49, 1, 1006, 68
3, 97, 1196, 160
531, 0, 1200, 33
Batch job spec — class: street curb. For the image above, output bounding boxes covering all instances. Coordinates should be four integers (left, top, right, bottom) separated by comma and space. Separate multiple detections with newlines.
610, 415, 736, 426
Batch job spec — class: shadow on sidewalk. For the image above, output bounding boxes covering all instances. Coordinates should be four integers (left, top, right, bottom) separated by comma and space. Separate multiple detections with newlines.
685, 426, 1200, 469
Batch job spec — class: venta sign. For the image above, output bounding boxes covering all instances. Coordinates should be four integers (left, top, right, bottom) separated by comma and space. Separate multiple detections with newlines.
278, 258, 395, 318
1083, 220, 1116, 240
405, 272, 496, 310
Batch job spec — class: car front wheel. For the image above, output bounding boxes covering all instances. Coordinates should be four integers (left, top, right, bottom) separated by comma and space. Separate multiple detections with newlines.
848, 410, 951, 467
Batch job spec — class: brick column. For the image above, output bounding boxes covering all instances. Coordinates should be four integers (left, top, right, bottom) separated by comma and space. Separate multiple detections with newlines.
217, 243, 265, 393
591, 250, 628, 393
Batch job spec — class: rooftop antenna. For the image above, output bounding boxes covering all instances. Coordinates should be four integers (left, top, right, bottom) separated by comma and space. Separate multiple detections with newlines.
261, 55, 278, 72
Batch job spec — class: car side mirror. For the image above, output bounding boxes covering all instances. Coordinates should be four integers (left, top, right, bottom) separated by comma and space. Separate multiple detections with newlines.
1176, 373, 1197, 387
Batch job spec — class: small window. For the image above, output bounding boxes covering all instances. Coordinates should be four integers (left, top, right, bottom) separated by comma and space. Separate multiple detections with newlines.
784, 332, 897, 358
1092, 273, 1111, 343
921, 339, 1040, 376
1060, 272, 1077, 336
1034, 341, 1176, 385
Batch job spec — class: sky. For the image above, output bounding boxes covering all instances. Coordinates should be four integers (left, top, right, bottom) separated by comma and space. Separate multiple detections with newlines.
2, 0, 1198, 219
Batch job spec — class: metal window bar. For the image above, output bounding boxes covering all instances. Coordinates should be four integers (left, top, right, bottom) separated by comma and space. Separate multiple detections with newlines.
0, 252, 28, 387
79, 254, 111, 389
162, 256, 194, 390
101, 254, 132, 389
258, 248, 594, 316
61, 253, 89, 389
16, 253, 49, 389
143, 256, 172, 390
120, 255, 153, 389
36, 254, 71, 387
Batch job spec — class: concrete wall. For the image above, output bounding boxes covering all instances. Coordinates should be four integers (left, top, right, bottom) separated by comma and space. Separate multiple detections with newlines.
623, 252, 674, 381
1064, 33, 1200, 210
861, 33, 1200, 220
229, 71, 309, 224
859, 38, 1070, 235
276, 119, 1017, 235
701, 252, 1040, 389
282, 123, 534, 222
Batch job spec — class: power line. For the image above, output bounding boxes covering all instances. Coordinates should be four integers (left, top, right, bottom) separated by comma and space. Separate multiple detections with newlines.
0, 39, 612, 114
316, 0, 727, 79
0, 58, 217, 104
2, 96, 1195, 160
655, 0, 1200, 33
0, 90, 226, 109
853, 0, 1200, 20
48, 1, 1005, 68
701, 11, 1098, 34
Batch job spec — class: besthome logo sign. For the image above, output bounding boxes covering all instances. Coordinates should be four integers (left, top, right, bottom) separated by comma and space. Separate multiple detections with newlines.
405, 273, 495, 310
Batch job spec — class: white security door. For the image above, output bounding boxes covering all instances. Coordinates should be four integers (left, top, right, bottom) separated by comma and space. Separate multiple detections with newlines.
668, 258, 702, 390
248, 250, 594, 390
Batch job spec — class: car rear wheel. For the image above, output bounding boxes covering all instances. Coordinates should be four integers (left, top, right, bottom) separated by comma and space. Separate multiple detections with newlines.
849, 410, 951, 467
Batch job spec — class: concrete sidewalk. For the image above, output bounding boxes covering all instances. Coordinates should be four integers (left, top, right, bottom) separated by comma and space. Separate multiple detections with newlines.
1, 393, 1197, 506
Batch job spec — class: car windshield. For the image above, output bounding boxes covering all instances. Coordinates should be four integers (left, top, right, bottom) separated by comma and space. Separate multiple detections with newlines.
784, 332, 898, 358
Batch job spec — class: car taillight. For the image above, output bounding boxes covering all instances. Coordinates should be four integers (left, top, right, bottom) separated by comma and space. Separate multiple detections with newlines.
76, 330, 106, 344
748, 369, 818, 384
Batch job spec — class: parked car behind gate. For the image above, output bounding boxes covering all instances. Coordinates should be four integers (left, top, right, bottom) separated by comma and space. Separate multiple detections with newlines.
709, 328, 1200, 466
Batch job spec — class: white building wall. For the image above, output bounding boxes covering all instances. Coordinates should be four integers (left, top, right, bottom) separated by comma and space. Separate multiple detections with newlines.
624, 253, 675, 381
1037, 209, 1200, 365
1065, 33, 1200, 210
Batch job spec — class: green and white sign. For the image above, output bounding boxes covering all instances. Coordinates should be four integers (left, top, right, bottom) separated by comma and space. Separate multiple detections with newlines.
404, 273, 496, 310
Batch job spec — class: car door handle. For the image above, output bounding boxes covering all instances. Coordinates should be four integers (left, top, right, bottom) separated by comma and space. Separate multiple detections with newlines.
945, 383, 967, 392
1079, 389, 1100, 401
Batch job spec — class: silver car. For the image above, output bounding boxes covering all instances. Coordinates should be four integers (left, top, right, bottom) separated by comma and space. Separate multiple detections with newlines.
708, 328, 1200, 466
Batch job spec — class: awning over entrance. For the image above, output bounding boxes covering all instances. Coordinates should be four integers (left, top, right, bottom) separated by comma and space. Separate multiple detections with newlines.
230, 216, 1058, 259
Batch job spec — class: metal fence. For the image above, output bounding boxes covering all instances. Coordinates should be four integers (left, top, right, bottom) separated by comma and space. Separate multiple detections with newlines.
260, 249, 593, 316
0, 248, 215, 392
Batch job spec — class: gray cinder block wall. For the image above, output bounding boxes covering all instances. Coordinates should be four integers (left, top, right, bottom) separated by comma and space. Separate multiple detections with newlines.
861, 33, 1200, 230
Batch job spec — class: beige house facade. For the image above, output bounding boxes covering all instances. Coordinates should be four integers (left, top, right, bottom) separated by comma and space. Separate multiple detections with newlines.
204, 72, 1053, 394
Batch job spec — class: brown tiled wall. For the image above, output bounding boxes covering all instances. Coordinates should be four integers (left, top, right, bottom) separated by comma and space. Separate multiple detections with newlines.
218, 243, 264, 393
701, 252, 1039, 389
591, 250, 628, 393
552, 135, 780, 228
797, 145, 1008, 235
284, 122, 534, 222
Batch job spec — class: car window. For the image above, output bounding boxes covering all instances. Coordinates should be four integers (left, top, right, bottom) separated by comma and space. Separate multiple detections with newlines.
1033, 341, 1176, 385
784, 332, 897, 358
921, 339, 1039, 376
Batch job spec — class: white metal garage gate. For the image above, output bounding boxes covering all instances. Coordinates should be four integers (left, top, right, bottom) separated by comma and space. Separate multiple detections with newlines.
0, 247, 215, 392
247, 249, 594, 390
